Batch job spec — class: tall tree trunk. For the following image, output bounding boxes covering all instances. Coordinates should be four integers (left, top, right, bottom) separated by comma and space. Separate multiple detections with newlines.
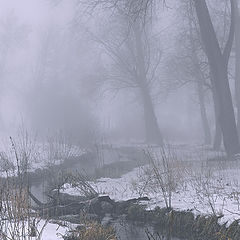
212, 86, 222, 150
235, 2, 240, 138
189, 31, 212, 145
194, 0, 239, 156
141, 84, 164, 145
133, 20, 164, 145
196, 79, 211, 145
188, 11, 212, 145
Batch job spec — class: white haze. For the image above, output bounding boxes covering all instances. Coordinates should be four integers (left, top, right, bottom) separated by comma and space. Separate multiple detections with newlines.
0, 0, 211, 144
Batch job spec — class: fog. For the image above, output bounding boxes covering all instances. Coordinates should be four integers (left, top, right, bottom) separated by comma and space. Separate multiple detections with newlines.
1, 1, 240, 239
0, 0, 212, 146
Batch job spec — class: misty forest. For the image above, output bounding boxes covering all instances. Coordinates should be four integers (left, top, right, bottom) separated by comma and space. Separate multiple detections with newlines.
2, 0, 240, 239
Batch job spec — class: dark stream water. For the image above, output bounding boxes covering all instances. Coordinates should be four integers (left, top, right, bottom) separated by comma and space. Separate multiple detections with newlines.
112, 219, 182, 240
29, 148, 184, 240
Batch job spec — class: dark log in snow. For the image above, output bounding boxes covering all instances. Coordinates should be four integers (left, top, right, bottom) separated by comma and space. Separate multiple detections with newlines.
28, 190, 150, 218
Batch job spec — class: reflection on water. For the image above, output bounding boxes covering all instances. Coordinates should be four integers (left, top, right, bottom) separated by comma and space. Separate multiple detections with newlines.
31, 182, 48, 203
29, 150, 184, 240
113, 218, 182, 240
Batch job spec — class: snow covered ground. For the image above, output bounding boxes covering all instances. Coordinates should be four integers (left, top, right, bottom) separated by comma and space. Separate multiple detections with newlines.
1, 219, 73, 240
35, 221, 69, 240
2, 143, 240, 239
0, 138, 87, 177
62, 144, 240, 226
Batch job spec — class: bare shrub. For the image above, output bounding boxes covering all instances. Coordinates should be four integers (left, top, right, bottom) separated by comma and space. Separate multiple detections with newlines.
131, 147, 186, 209
4, 125, 39, 175
45, 130, 73, 166
229, 179, 240, 211
0, 152, 15, 173
0, 177, 47, 239
131, 166, 153, 198
0, 133, 48, 240
189, 169, 226, 216
67, 171, 98, 198
47, 170, 98, 200
15, 126, 39, 172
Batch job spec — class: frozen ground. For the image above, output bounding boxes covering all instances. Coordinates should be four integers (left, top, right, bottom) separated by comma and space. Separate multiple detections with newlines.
37, 221, 69, 240
63, 144, 240, 226
0, 138, 87, 177
1, 218, 73, 240
2, 143, 240, 239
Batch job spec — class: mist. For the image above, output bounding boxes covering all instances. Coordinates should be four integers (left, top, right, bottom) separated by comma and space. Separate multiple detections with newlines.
0, 0, 240, 239
0, 0, 208, 145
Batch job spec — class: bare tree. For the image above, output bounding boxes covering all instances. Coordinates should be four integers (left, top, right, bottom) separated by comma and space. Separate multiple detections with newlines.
93, 13, 164, 145
193, 0, 239, 156
235, 0, 240, 139
56, 0, 239, 154
82, 0, 239, 155
165, 1, 212, 145
133, 18, 164, 145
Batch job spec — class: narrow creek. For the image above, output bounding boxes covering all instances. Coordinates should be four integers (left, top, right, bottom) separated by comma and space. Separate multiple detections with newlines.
28, 147, 186, 240
112, 219, 183, 240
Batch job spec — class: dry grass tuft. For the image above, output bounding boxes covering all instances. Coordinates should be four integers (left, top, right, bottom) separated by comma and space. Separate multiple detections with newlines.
64, 221, 117, 240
